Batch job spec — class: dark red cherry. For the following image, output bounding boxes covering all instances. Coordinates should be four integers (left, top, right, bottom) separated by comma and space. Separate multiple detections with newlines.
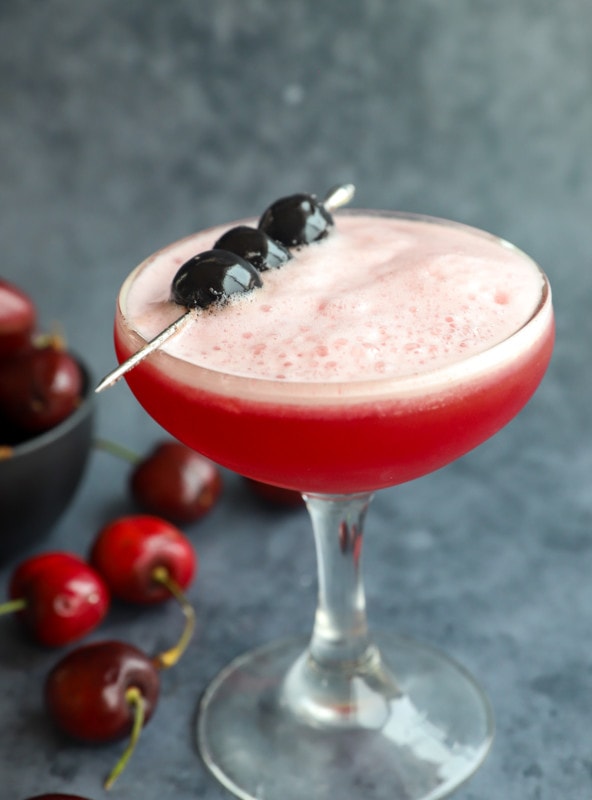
130, 441, 222, 524
90, 515, 196, 605
0, 343, 83, 433
5, 552, 110, 647
46, 640, 160, 788
24, 795, 92, 800
45, 640, 160, 743
243, 476, 304, 507
171, 249, 262, 309
0, 277, 36, 357
0, 408, 24, 447
213, 225, 292, 271
258, 193, 334, 247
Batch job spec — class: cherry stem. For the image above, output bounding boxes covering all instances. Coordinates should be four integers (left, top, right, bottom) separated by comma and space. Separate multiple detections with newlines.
33, 324, 67, 351
0, 597, 27, 616
93, 436, 141, 465
104, 685, 145, 791
150, 566, 196, 670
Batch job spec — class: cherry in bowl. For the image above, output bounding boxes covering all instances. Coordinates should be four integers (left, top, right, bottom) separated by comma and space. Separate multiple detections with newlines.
0, 355, 94, 562
0, 277, 36, 357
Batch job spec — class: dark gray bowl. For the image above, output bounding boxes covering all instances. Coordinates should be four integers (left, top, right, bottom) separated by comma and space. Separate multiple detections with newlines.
0, 359, 95, 562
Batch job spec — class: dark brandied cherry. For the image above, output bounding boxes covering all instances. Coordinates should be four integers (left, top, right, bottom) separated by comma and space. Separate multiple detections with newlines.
130, 441, 222, 524
171, 249, 262, 309
45, 640, 160, 789
213, 225, 292, 271
90, 515, 197, 605
3, 552, 110, 647
258, 193, 334, 247
243, 476, 304, 508
0, 277, 36, 357
0, 342, 83, 433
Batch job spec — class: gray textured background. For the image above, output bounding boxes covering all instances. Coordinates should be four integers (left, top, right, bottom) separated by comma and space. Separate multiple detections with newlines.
0, 2, 590, 799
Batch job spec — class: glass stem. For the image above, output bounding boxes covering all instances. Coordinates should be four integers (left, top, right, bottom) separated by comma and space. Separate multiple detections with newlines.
281, 492, 399, 728
305, 492, 374, 669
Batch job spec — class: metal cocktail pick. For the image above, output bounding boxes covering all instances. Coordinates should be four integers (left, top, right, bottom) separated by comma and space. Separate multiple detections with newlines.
322, 183, 355, 211
95, 311, 196, 393
95, 184, 356, 394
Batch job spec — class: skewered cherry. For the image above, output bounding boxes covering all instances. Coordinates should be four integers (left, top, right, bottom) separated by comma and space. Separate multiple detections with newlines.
45, 640, 160, 789
258, 192, 334, 247
0, 277, 36, 357
94, 184, 357, 394
171, 249, 262, 309
2, 552, 110, 647
213, 225, 292, 271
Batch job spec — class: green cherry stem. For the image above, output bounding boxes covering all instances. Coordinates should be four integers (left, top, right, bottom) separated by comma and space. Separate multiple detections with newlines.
93, 436, 141, 464
150, 566, 196, 670
104, 685, 146, 791
0, 597, 27, 615
102, 568, 195, 788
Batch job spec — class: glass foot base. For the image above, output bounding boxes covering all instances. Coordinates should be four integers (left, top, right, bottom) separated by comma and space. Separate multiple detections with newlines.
197, 634, 493, 800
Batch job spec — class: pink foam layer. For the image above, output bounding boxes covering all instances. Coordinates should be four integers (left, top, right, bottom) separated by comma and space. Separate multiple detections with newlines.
124, 213, 545, 383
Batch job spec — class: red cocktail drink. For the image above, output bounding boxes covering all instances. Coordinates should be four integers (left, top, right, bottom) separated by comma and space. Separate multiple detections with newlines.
115, 212, 554, 494
111, 207, 554, 800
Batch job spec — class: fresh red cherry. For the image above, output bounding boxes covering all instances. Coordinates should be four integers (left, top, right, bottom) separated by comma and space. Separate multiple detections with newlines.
45, 640, 160, 789
90, 515, 197, 670
243, 476, 304, 507
0, 277, 36, 357
3, 552, 110, 647
45, 640, 160, 741
90, 515, 196, 605
95, 438, 223, 524
130, 441, 222, 523
0, 342, 83, 433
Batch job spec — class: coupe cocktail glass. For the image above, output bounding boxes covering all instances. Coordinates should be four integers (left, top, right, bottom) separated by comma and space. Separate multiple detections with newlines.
113, 211, 554, 800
